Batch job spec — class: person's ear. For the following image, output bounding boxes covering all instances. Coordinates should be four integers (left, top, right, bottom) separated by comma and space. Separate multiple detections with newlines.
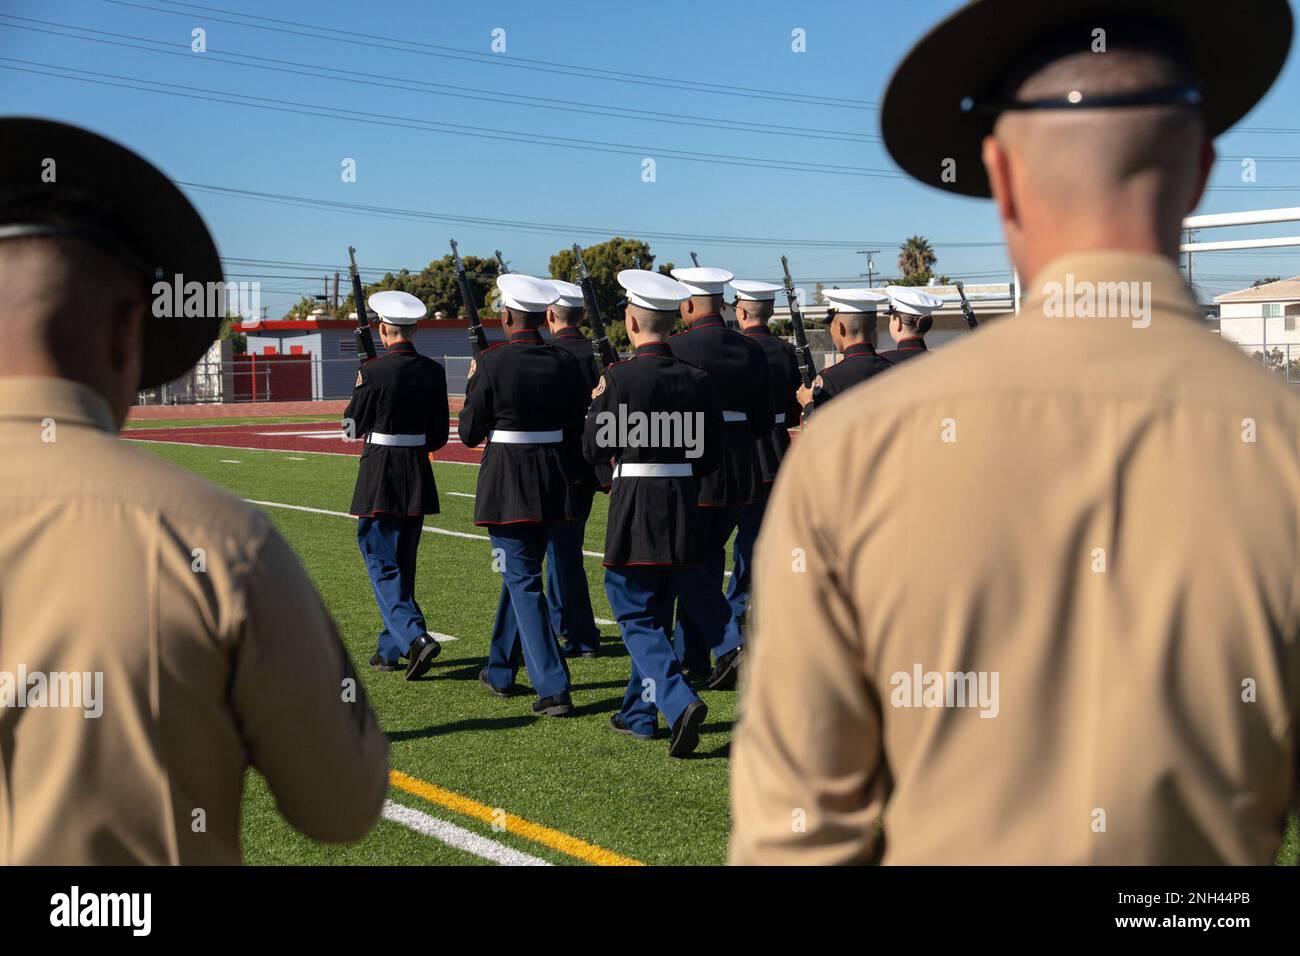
1189, 137, 1216, 213
983, 133, 1018, 229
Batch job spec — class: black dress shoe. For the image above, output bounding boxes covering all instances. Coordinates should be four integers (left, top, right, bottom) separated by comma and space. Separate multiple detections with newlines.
669, 700, 708, 757
531, 692, 573, 717
404, 634, 441, 681
609, 713, 655, 741
478, 667, 513, 698
704, 647, 743, 691
561, 643, 599, 659
369, 653, 403, 672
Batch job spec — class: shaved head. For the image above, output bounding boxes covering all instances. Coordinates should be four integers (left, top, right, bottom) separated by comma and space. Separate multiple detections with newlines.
735, 298, 774, 327
628, 304, 676, 336
0, 237, 147, 425
548, 303, 581, 327
983, 38, 1214, 281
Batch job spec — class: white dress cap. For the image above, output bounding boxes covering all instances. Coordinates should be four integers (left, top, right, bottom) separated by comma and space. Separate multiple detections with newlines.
617, 269, 691, 311
885, 285, 945, 316
547, 279, 585, 309
731, 279, 782, 302
367, 290, 427, 326
822, 287, 890, 314
669, 265, 735, 296
497, 273, 561, 312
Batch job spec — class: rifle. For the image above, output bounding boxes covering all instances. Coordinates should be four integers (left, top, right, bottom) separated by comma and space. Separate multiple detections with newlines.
494, 250, 510, 274
572, 243, 620, 369
347, 246, 377, 361
780, 255, 815, 388
954, 280, 979, 329
450, 239, 488, 356
689, 250, 701, 267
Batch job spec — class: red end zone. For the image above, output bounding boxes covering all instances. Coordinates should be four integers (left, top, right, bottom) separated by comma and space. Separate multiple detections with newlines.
123, 420, 483, 464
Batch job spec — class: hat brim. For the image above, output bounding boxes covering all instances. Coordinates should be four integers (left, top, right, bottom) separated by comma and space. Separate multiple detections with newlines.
0, 118, 223, 387
881, 0, 1294, 198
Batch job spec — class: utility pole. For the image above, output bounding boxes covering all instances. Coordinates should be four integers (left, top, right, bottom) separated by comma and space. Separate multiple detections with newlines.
332, 271, 340, 315
857, 249, 881, 287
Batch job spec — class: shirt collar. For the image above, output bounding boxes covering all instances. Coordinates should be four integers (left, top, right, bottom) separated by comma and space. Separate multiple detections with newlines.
843, 341, 876, 357
687, 314, 724, 330
742, 324, 772, 336
509, 329, 544, 344
634, 342, 672, 357
386, 341, 416, 352
0, 376, 118, 433
553, 327, 584, 340
1020, 250, 1201, 323
896, 337, 927, 351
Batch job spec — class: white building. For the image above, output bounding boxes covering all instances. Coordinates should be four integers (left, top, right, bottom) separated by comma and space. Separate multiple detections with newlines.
1214, 278, 1300, 372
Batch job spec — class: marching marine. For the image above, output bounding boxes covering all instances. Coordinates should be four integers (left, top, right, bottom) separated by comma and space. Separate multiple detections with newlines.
667, 264, 774, 688
797, 287, 895, 412
459, 273, 589, 716
345, 289, 450, 680
877, 285, 943, 364
726, 279, 801, 625
584, 270, 725, 756
542, 278, 603, 658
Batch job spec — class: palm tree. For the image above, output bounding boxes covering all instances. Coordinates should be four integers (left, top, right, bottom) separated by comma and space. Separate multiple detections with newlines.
898, 235, 937, 280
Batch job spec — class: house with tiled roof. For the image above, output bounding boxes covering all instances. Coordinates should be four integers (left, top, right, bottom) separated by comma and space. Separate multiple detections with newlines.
1214, 278, 1300, 362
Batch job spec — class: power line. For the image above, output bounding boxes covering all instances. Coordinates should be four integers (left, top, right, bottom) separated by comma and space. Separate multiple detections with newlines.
0, 57, 900, 179
0, 15, 880, 146
100, 0, 877, 111
178, 180, 1010, 250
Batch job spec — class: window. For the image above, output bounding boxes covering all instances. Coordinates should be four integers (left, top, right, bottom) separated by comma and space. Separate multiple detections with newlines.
1261, 303, 1282, 318
1285, 315, 1297, 332
338, 338, 357, 356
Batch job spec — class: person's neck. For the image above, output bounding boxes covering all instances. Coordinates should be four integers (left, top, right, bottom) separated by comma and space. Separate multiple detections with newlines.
632, 335, 669, 349
739, 319, 768, 331
1013, 216, 1181, 286
839, 337, 869, 351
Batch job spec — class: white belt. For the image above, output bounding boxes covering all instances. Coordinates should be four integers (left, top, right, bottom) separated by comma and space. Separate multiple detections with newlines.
613, 462, 692, 479
490, 429, 564, 444
774, 412, 786, 424
722, 410, 747, 422
368, 432, 425, 447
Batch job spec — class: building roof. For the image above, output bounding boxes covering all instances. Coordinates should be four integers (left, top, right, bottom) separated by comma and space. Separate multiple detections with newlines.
1214, 277, 1300, 303
241, 316, 472, 333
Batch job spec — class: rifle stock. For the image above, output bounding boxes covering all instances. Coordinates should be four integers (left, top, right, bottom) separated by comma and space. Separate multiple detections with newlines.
780, 255, 815, 388
572, 243, 619, 369
450, 239, 488, 356
347, 246, 377, 362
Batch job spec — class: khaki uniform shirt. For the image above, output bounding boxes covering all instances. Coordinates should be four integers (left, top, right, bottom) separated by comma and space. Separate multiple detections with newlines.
0, 377, 389, 864
731, 252, 1300, 865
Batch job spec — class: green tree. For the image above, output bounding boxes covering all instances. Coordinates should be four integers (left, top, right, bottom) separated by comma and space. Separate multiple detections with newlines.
219, 314, 248, 354
1252, 276, 1283, 287
333, 253, 503, 321
898, 235, 937, 283
548, 237, 660, 353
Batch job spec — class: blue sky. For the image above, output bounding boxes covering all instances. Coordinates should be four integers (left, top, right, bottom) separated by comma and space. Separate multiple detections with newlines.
4, 0, 1300, 317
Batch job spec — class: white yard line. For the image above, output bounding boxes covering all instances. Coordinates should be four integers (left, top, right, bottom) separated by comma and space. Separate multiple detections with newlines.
123, 438, 482, 465
381, 800, 551, 866
446, 491, 475, 498
218, 459, 241, 464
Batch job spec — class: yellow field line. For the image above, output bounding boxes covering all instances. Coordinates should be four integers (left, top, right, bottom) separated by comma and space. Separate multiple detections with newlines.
389, 769, 645, 867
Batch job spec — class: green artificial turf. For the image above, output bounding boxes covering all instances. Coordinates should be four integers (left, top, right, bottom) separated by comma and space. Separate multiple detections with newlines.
134, 439, 1298, 867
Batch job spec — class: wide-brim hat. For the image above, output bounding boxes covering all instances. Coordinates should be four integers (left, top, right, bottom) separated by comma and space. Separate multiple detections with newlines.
881, 0, 1294, 198
0, 118, 224, 388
